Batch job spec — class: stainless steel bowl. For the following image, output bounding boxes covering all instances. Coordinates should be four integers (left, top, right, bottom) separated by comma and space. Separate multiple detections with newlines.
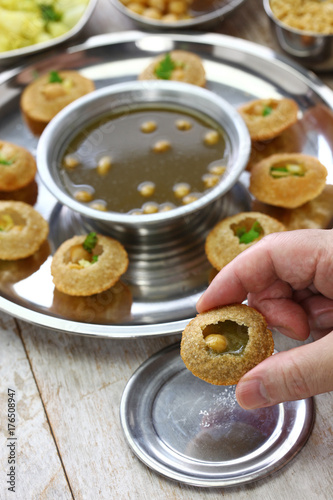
263, 0, 333, 71
37, 80, 250, 239
110, 0, 246, 31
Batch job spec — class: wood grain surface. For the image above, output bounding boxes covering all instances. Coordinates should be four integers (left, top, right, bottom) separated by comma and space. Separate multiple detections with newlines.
0, 0, 333, 498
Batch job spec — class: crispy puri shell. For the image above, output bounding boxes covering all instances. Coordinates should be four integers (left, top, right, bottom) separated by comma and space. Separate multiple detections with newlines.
20, 71, 95, 136
249, 153, 327, 208
180, 304, 274, 386
51, 234, 129, 296
0, 201, 49, 260
246, 123, 305, 172
205, 211, 285, 271
138, 50, 206, 87
0, 141, 36, 191
238, 98, 299, 141
252, 184, 333, 230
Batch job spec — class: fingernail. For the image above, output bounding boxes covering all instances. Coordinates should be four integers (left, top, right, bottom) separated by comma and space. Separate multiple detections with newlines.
316, 311, 333, 328
236, 378, 270, 409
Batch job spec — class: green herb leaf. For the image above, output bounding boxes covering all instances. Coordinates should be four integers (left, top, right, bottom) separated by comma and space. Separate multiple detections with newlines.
91, 255, 99, 263
39, 4, 62, 22
49, 70, 63, 83
83, 232, 98, 253
154, 53, 177, 80
271, 166, 288, 173
0, 157, 13, 166
262, 105, 273, 117
238, 221, 261, 244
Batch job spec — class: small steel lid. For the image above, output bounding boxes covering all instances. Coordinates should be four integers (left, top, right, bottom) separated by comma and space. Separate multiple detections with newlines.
120, 343, 314, 487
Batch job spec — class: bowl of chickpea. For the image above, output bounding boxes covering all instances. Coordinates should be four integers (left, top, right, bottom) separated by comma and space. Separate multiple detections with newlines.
110, 0, 246, 30
37, 80, 250, 237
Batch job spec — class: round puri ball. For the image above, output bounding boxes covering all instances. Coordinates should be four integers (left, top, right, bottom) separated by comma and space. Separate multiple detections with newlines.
249, 153, 327, 209
0, 201, 49, 260
51, 234, 129, 296
20, 70, 95, 136
0, 141, 36, 192
180, 304, 274, 386
138, 50, 206, 87
238, 97, 299, 141
205, 211, 285, 271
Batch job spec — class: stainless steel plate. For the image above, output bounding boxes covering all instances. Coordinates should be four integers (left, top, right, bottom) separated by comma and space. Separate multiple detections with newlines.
120, 343, 315, 487
1, 31, 333, 338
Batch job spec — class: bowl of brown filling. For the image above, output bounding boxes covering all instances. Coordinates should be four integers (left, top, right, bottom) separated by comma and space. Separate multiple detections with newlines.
37, 80, 250, 238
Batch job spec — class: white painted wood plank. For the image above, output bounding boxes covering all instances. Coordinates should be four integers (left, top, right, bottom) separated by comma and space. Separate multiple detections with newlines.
0, 312, 72, 500
20, 320, 333, 500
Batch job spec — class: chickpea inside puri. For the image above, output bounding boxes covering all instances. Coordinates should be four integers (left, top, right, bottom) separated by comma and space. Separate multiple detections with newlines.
120, 0, 194, 22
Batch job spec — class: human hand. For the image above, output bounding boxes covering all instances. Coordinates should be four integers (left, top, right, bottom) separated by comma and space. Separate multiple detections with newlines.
197, 229, 333, 408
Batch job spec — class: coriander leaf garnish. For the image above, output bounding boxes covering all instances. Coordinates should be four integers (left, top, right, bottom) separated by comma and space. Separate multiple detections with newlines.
262, 105, 273, 116
237, 221, 262, 244
154, 53, 177, 80
270, 164, 304, 178
92, 255, 99, 263
49, 70, 63, 83
0, 157, 13, 166
39, 4, 62, 23
83, 232, 98, 253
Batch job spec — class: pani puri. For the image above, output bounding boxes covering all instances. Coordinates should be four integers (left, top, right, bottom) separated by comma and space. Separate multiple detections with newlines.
20, 70, 95, 136
51, 233, 129, 296
0, 140, 37, 191
205, 211, 285, 271
249, 153, 327, 208
238, 97, 299, 141
0, 201, 49, 260
180, 304, 274, 386
252, 184, 333, 230
138, 50, 206, 87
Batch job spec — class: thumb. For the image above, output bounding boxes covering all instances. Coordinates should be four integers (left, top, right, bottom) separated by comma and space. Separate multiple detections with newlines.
236, 331, 333, 409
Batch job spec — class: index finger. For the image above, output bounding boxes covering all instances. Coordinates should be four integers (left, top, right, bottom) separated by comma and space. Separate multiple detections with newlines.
196, 229, 333, 335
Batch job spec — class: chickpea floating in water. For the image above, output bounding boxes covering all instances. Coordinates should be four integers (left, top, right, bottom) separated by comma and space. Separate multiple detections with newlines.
209, 164, 226, 175
159, 202, 176, 212
140, 121, 157, 133
183, 193, 199, 205
205, 334, 228, 353
90, 202, 107, 211
97, 156, 112, 175
129, 209, 143, 215
63, 155, 80, 169
202, 173, 220, 188
175, 119, 192, 131
204, 130, 220, 146
173, 182, 191, 199
142, 202, 159, 214
152, 139, 171, 153
138, 181, 156, 197
74, 190, 94, 203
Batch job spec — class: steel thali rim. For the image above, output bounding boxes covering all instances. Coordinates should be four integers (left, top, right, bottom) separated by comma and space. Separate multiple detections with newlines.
1, 31, 333, 337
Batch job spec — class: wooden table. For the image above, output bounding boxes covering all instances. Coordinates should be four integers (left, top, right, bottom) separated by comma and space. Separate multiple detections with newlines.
0, 0, 332, 498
